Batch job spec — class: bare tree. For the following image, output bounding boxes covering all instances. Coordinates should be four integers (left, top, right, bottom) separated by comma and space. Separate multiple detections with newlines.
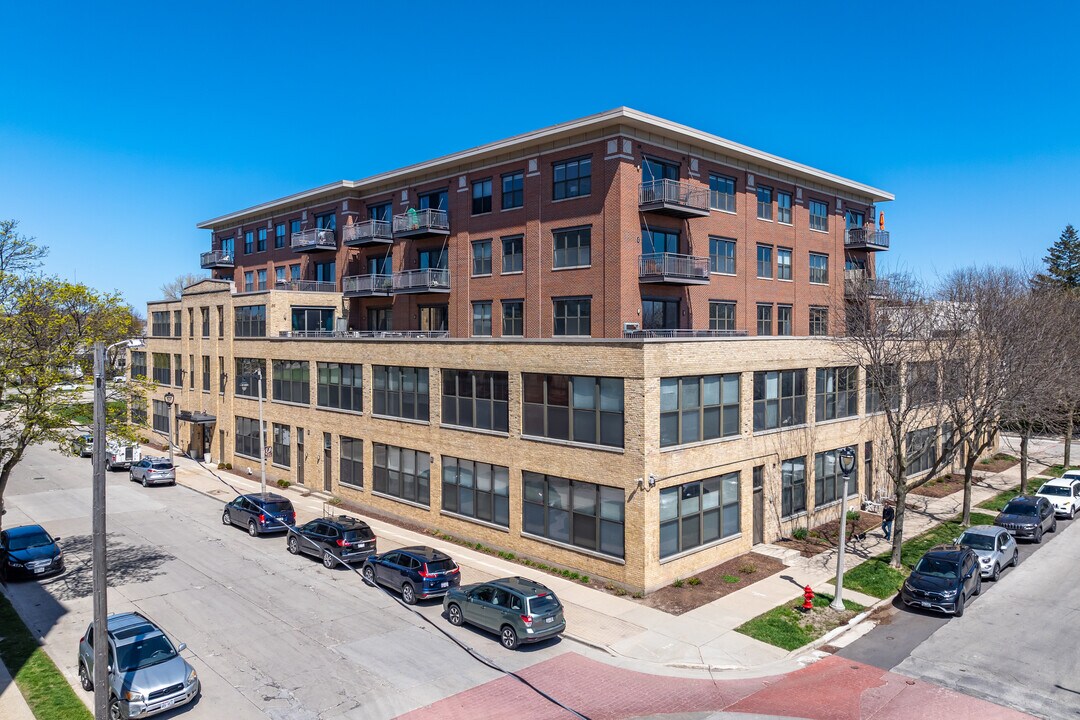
160, 273, 209, 300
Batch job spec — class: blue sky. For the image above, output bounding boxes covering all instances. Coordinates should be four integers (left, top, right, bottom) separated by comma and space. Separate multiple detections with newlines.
2, 1, 1077, 311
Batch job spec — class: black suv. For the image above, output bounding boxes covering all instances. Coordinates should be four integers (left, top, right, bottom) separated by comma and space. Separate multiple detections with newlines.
900, 545, 981, 616
361, 546, 461, 604
994, 495, 1057, 543
288, 515, 376, 568
222, 493, 296, 536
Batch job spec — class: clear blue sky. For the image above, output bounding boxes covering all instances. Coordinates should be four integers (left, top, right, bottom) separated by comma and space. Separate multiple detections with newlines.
2, 1, 1077, 311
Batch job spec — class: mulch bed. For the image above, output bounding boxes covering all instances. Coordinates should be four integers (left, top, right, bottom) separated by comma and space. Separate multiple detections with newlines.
777, 510, 881, 558
640, 552, 786, 615
976, 454, 1020, 473
909, 473, 968, 498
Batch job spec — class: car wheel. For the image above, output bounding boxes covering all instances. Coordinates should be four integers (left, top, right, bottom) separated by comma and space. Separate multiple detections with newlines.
222, 511, 231, 526
323, 551, 337, 569
362, 565, 375, 585
248, 521, 259, 538
500, 625, 520, 650
141, 477, 148, 488
78, 662, 93, 691
1052, 519, 1058, 533
974, 577, 982, 597
401, 583, 416, 605
991, 563, 1000, 581
1035, 528, 1044, 544
954, 593, 965, 618
109, 695, 126, 720
447, 603, 464, 626
129, 471, 135, 482
287, 536, 299, 555
1012, 549, 1019, 567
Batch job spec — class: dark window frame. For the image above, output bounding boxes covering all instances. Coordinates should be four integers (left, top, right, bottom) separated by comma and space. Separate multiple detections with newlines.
815, 366, 859, 421
501, 235, 523, 273
372, 443, 431, 506
709, 237, 736, 274
502, 299, 523, 336
316, 362, 363, 413
753, 369, 807, 431
442, 369, 509, 433
471, 178, 493, 215
372, 365, 429, 422
271, 359, 310, 405
708, 174, 736, 212
471, 240, 492, 276
552, 156, 592, 200
659, 472, 740, 558
522, 373, 624, 448
501, 171, 524, 210
709, 301, 736, 332
442, 456, 510, 527
340, 436, 364, 488
660, 374, 741, 448
522, 472, 624, 558
553, 296, 591, 336
553, 226, 591, 269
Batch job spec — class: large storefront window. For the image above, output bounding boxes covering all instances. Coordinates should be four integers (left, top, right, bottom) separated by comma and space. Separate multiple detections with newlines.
660, 374, 740, 447
373, 443, 430, 506
442, 456, 510, 527
522, 374, 623, 448
522, 472, 624, 558
373, 366, 429, 421
442, 370, 509, 432
659, 473, 740, 558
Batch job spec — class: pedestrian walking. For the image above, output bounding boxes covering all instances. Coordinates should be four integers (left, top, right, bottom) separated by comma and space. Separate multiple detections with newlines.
882, 502, 895, 540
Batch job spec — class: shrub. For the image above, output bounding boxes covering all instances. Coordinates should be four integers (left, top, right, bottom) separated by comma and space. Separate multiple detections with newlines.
687, 577, 702, 586
632, 591, 644, 599
723, 574, 741, 584
739, 562, 757, 575
792, 526, 809, 541
217, 463, 226, 470
276, 479, 291, 488
225, 462, 232, 470
613, 587, 627, 596
326, 497, 342, 506
847, 510, 861, 523
672, 578, 685, 588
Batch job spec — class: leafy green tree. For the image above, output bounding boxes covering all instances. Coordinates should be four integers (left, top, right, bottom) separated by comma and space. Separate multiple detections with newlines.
1033, 224, 1080, 291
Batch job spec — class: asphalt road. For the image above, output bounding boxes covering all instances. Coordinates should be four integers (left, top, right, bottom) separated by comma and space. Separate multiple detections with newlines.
0, 441, 587, 720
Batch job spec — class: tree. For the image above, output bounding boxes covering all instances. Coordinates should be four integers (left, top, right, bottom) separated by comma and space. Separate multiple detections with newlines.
160, 273, 209, 300
1032, 224, 1080, 292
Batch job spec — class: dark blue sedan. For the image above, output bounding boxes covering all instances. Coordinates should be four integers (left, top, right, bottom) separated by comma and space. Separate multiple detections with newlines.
361, 546, 460, 604
1, 525, 64, 581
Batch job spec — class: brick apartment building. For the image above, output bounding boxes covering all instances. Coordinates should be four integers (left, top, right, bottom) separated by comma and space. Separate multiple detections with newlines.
136, 108, 939, 593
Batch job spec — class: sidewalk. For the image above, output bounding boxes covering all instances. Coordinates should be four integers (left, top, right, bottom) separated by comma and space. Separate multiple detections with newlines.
148, 439, 1051, 679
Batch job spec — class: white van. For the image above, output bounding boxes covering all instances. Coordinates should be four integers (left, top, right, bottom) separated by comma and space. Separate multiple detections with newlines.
105, 441, 141, 471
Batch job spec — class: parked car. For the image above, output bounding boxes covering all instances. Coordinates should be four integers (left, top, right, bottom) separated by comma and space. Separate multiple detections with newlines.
0, 524, 64, 581
287, 515, 376, 568
361, 546, 460, 604
1036, 477, 1080, 519
994, 495, 1057, 542
900, 545, 982, 616
955, 525, 1018, 580
222, 493, 296, 536
443, 576, 565, 650
130, 457, 176, 487
54, 382, 79, 391
105, 441, 142, 471
73, 433, 94, 458
77, 611, 199, 719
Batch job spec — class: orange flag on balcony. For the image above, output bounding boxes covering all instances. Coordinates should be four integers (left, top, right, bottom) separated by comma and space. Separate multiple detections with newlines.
879, 211, 885, 230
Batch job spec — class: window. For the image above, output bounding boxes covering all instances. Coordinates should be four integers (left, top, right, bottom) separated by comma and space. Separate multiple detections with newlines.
373, 366, 429, 421
642, 299, 679, 331
553, 227, 590, 268
290, 219, 301, 236
417, 247, 447, 270
815, 366, 859, 421
217, 306, 224, 337
756, 304, 772, 336
553, 297, 591, 336
471, 178, 492, 215
777, 305, 792, 336
419, 305, 448, 332
472, 240, 492, 276
218, 356, 225, 392
502, 300, 523, 336
472, 302, 492, 336
866, 364, 900, 413
522, 473, 624, 558
187, 308, 194, 337
275, 267, 286, 285
809, 253, 829, 284
131, 397, 147, 425
312, 261, 333, 283
642, 157, 678, 183
275, 223, 286, 249
660, 472, 740, 558
151, 312, 170, 337
373, 443, 430, 506
202, 355, 211, 392
777, 248, 792, 280
709, 301, 735, 332
907, 427, 938, 476
200, 308, 210, 337
709, 237, 735, 274
234, 416, 263, 459
502, 235, 523, 273
815, 447, 858, 506
809, 307, 829, 336
272, 360, 310, 405
234, 305, 266, 337
173, 310, 181, 337
291, 307, 334, 333
777, 191, 792, 224
369, 202, 391, 222
151, 352, 168, 385
941, 422, 956, 461
442, 369, 509, 432
315, 212, 336, 231
501, 172, 523, 209
757, 245, 772, 278
290, 264, 300, 281
907, 361, 938, 406
753, 369, 807, 431
176, 354, 185, 387
257, 228, 267, 252
660, 374, 740, 447
553, 157, 591, 200
522, 373, 623, 448
257, 269, 267, 291
151, 400, 170, 434
709, 174, 736, 212
757, 186, 772, 220
642, 228, 678, 255
130, 351, 146, 380
272, 424, 291, 467
368, 307, 392, 332
339, 436, 364, 488
243, 272, 254, 292
234, 358, 266, 398
244, 230, 254, 254
809, 199, 829, 232
317, 362, 362, 413
418, 189, 447, 212
442, 456, 510, 527
846, 209, 865, 229
781, 457, 807, 517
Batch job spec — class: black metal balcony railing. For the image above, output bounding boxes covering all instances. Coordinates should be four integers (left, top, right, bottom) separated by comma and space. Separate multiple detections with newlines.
200, 250, 234, 268
342, 274, 393, 296
623, 329, 750, 339
274, 280, 338, 293
638, 252, 710, 284
343, 219, 393, 246
844, 269, 889, 298
392, 268, 451, 293
278, 329, 450, 339
844, 227, 891, 250
638, 179, 710, 217
291, 228, 337, 251
392, 208, 450, 237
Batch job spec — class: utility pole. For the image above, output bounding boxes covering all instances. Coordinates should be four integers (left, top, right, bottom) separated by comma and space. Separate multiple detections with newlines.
91, 342, 108, 719
257, 367, 267, 497
830, 446, 858, 611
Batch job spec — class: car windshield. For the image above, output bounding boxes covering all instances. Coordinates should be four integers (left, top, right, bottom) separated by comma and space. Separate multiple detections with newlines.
115, 635, 177, 672
343, 527, 373, 541
913, 557, 960, 579
527, 594, 560, 614
7, 532, 52, 551
958, 533, 995, 550
261, 501, 291, 513
425, 558, 457, 573
1002, 502, 1038, 516
1038, 485, 1071, 497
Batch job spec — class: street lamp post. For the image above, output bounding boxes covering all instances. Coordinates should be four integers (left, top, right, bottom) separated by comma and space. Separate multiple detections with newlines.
163, 391, 175, 467
830, 446, 858, 611
239, 364, 267, 497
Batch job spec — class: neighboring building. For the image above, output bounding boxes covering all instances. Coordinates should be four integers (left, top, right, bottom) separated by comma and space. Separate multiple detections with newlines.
140, 108, 936, 593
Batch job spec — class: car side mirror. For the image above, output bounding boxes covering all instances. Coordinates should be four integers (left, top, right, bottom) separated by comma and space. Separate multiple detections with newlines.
952, 537, 961, 544
53, 537, 61, 543
107, 664, 113, 673
177, 642, 187, 653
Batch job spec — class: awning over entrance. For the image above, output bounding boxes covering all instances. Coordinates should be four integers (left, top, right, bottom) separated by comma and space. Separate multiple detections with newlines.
176, 410, 217, 425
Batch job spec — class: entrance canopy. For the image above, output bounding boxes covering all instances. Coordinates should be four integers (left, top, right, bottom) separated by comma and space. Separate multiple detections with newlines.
176, 410, 216, 425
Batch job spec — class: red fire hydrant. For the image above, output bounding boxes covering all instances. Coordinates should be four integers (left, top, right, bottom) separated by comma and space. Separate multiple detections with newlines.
802, 585, 815, 612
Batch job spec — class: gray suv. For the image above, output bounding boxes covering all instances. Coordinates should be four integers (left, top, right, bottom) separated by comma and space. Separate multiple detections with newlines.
77, 611, 199, 719
994, 496, 1057, 542
129, 458, 175, 487
443, 576, 565, 650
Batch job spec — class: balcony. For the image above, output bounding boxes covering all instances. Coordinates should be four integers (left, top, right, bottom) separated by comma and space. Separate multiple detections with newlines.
342, 274, 393, 297
343, 219, 393, 246
844, 269, 888, 299
638, 179, 710, 218
291, 228, 337, 252
392, 208, 450, 239
392, 268, 451, 294
844, 227, 890, 251
200, 250, 234, 269
638, 253, 710, 285
623, 328, 749, 339
274, 280, 338, 293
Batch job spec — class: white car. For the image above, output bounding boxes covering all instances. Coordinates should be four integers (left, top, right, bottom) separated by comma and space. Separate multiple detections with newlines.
1036, 477, 1080, 519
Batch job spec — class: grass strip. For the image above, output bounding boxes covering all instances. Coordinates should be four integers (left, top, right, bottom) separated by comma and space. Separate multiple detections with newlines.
736, 591, 864, 651
1037, 464, 1079, 479
0, 592, 92, 720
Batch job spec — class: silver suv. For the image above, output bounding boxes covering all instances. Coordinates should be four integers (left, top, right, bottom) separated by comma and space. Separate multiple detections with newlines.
77, 612, 199, 719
